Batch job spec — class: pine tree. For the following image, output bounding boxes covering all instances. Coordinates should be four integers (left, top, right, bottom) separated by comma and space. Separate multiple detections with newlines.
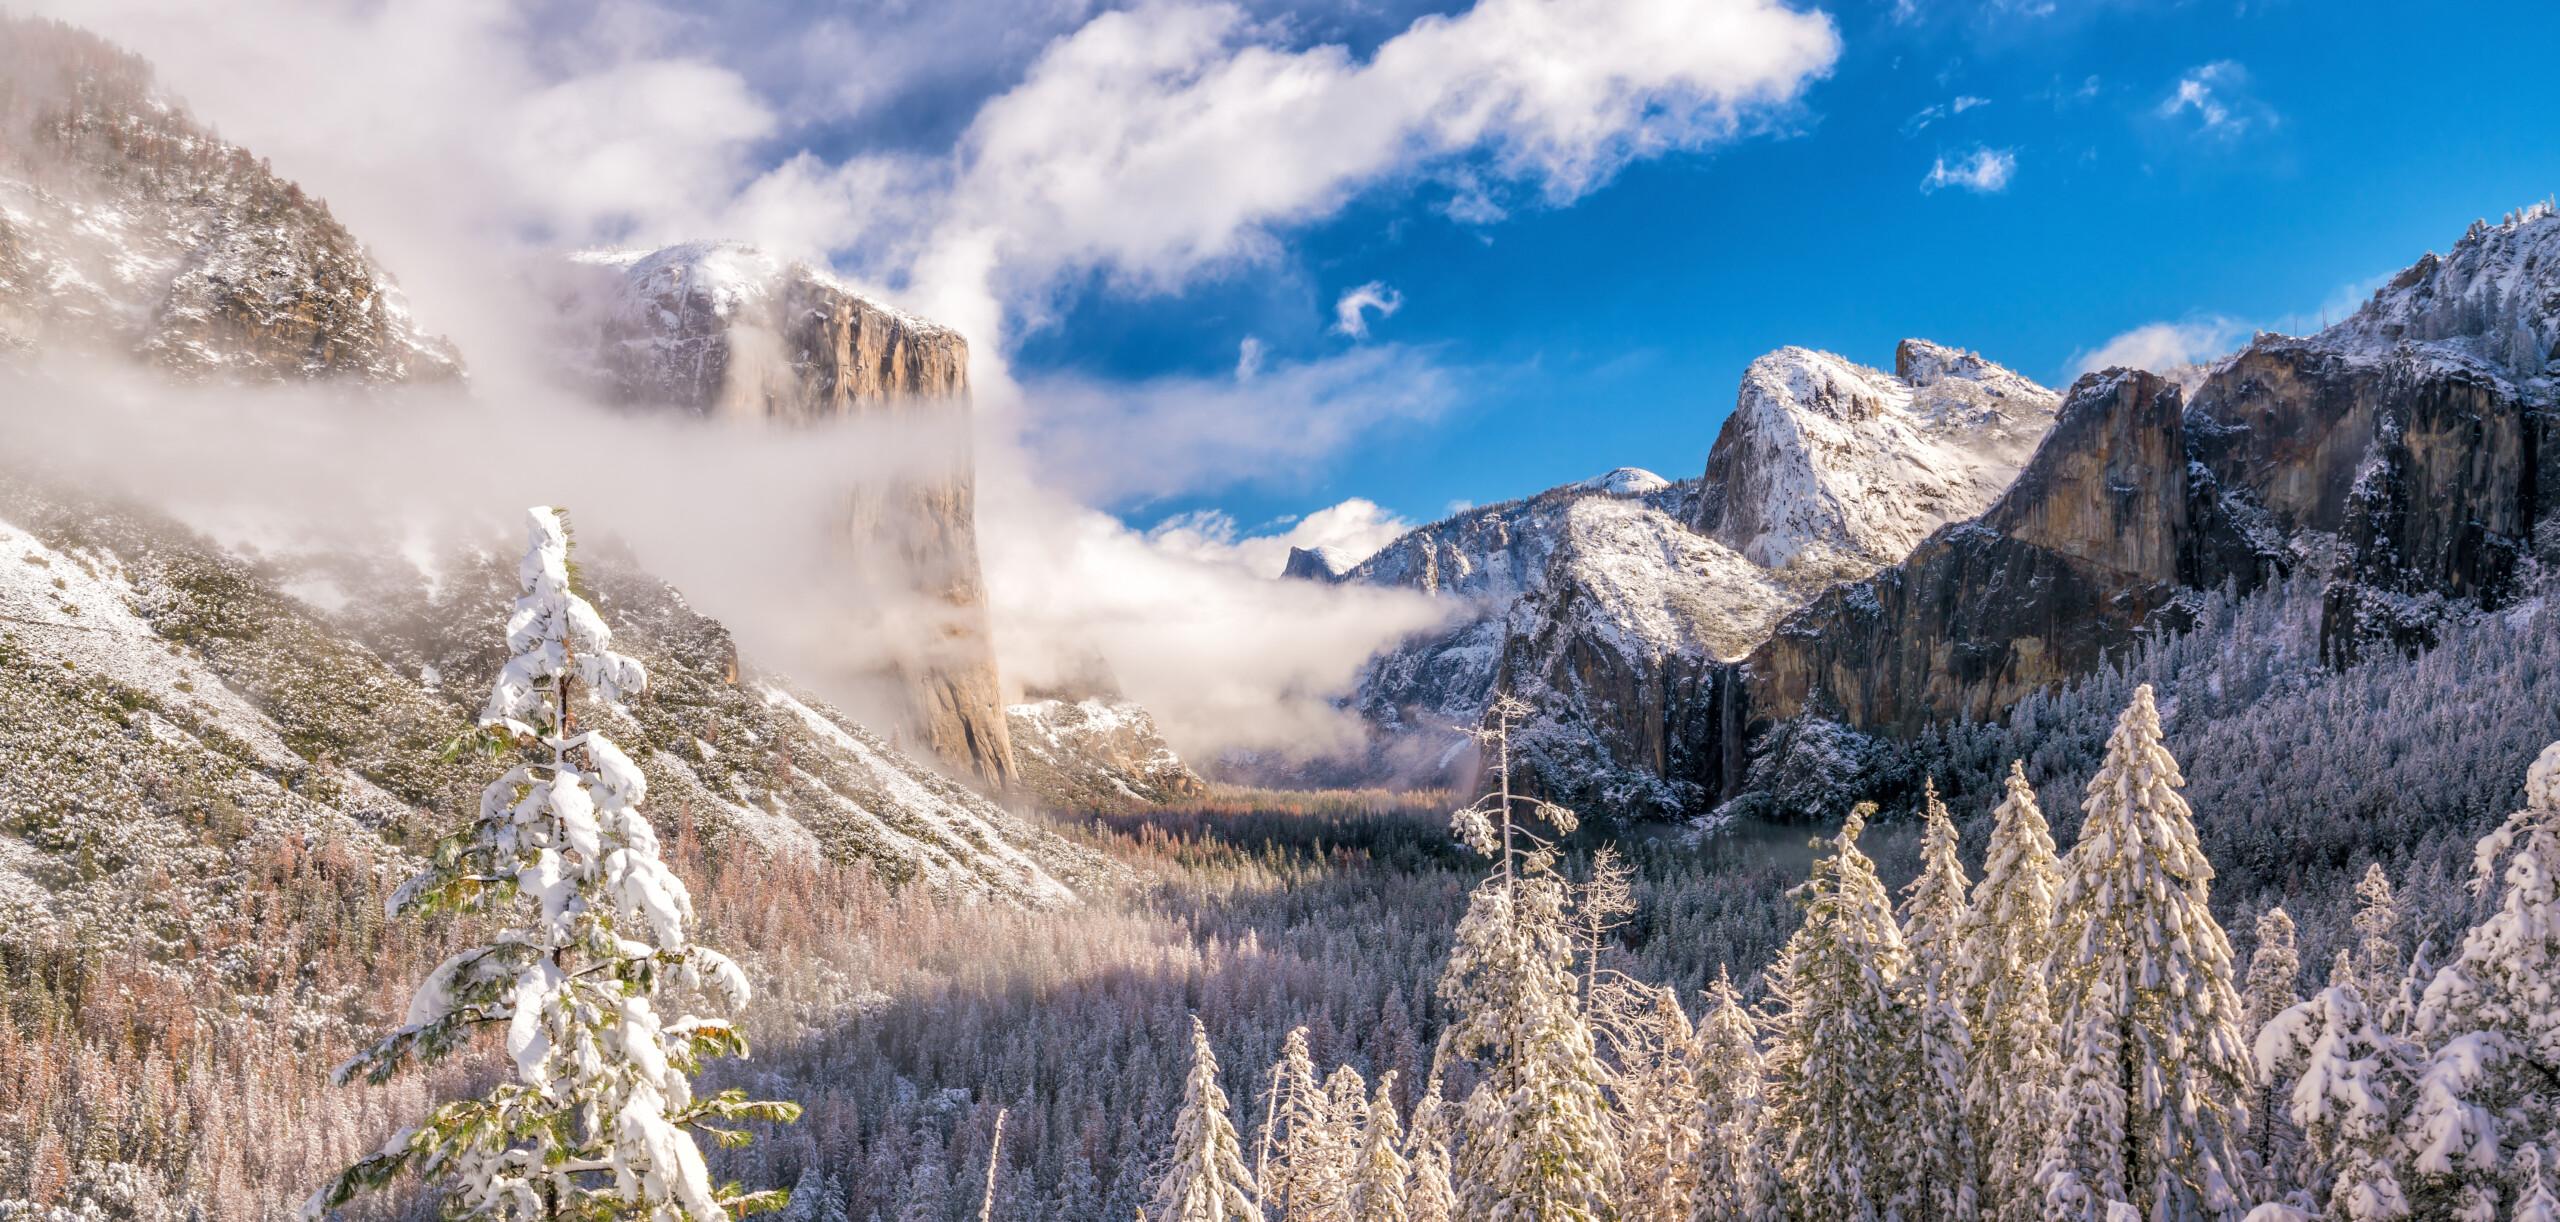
2348, 864, 2407, 1032
2037, 685, 2254, 1222
2243, 907, 2306, 1193
2255, 980, 2418, 1220
1957, 760, 2063, 1222
1346, 1074, 1407, 1222
1146, 1016, 1260, 1222
1402, 1075, 1456, 1222
1438, 695, 1616, 1221
1689, 967, 1772, 1222
1574, 845, 1637, 1006
1312, 1065, 1370, 1220
1259, 1029, 1322, 1220
1899, 777, 1980, 1220
307, 507, 795, 1221
2403, 739, 2560, 1217
1592, 981, 1701, 1221
1763, 804, 1921, 1221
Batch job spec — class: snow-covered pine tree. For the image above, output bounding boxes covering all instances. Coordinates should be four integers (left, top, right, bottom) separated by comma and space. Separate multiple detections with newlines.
1346, 1074, 1407, 1222
2243, 907, 2307, 1193
1689, 967, 1772, 1222
1259, 1030, 1322, 1220
1574, 845, 1636, 1006
2254, 980, 2418, 1219
2520, 1147, 2560, 1222
2348, 865, 2407, 1032
1957, 760, 2063, 1222
1438, 694, 1617, 1221
1402, 1075, 1457, 1222
1314, 1065, 1370, 1219
1899, 777, 1980, 1220
1591, 981, 1701, 1220
307, 507, 795, 1221
1145, 1015, 1260, 1222
1763, 803, 1923, 1221
2403, 738, 2560, 1217
2037, 685, 2255, 1222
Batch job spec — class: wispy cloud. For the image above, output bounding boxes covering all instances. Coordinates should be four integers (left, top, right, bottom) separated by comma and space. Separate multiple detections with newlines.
2070, 317, 2251, 378
2158, 61, 2276, 140
1921, 146, 2016, 194
1904, 94, 1989, 135
1333, 281, 1405, 339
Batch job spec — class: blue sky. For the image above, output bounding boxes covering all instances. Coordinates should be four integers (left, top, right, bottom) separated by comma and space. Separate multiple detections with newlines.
1006, 0, 2560, 540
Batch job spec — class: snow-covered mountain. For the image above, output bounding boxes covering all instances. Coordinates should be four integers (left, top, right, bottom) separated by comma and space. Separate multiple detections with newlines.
1693, 339, 2058, 578
1007, 695, 1207, 810
0, 18, 458, 383
0, 480, 1115, 952
1331, 342, 2056, 817
1719, 202, 2560, 819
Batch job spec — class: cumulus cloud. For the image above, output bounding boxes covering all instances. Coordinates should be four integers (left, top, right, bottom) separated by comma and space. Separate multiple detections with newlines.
1144, 498, 1416, 578
2158, 60, 2276, 140
1333, 281, 1405, 338
2069, 316, 2250, 379
1234, 335, 1266, 381
1921, 146, 2015, 193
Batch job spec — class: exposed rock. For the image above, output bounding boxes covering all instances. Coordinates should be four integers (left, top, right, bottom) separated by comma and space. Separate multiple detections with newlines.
1281, 545, 1355, 582
1692, 339, 2057, 580
0, 17, 459, 383
1007, 696, 1207, 810
1712, 204, 2560, 816
555, 242, 1016, 793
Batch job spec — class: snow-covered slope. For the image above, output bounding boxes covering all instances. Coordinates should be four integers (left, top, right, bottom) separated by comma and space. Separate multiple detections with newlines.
1006, 696, 1207, 810
1692, 339, 2058, 578
0, 479, 1112, 972
2318, 198, 2559, 379
0, 18, 458, 382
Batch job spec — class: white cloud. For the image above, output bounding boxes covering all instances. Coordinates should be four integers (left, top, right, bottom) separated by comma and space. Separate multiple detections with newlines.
1921, 146, 2016, 194
1333, 281, 1405, 338
2070, 317, 2250, 378
1144, 497, 1416, 577
2158, 60, 2275, 140
1234, 335, 1266, 381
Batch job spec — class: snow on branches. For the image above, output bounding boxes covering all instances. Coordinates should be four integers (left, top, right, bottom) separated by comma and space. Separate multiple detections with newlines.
306, 507, 795, 1221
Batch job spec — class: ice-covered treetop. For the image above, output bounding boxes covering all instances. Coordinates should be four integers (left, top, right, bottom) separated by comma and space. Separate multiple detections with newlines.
481, 507, 646, 738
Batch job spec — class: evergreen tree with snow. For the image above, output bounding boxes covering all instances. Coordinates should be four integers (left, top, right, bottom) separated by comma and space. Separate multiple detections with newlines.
1311, 1065, 1370, 1220
2243, 907, 2307, 1193
2402, 739, 2560, 1218
1437, 694, 1617, 1221
1957, 760, 2063, 1222
1690, 967, 1773, 1222
1899, 777, 1981, 1220
307, 507, 795, 1221
1401, 1075, 1457, 1222
2255, 979, 2418, 1220
2348, 865, 2407, 1032
1592, 981, 1702, 1221
1763, 803, 1924, 1221
1574, 845, 1637, 1006
1258, 1028, 1322, 1220
1346, 1074, 1407, 1222
1146, 1016, 1261, 1222
2037, 685, 2255, 1222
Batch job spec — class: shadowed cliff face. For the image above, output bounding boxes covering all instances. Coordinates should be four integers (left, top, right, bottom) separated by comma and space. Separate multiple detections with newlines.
1712, 206, 2559, 812
562, 244, 1017, 793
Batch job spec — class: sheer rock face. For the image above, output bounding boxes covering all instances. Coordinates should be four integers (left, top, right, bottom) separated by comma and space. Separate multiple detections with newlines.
559, 243, 1015, 793
0, 18, 460, 383
1714, 205, 2560, 807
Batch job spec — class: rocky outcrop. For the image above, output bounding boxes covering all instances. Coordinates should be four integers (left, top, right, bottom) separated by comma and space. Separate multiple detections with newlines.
1693, 339, 2058, 579
1006, 695, 1206, 811
0, 17, 459, 383
1281, 546, 1355, 582
1710, 203, 2560, 815
558, 243, 1017, 793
